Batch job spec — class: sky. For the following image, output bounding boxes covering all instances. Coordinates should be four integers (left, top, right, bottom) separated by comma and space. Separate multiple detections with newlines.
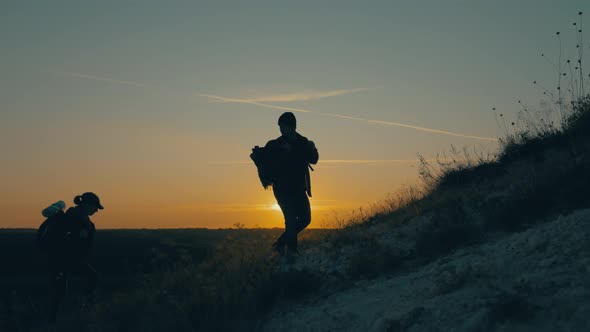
1, 0, 588, 228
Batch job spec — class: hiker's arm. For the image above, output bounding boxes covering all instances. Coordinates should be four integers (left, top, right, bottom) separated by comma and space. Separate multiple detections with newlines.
88, 224, 95, 249
307, 140, 319, 164
82, 223, 96, 258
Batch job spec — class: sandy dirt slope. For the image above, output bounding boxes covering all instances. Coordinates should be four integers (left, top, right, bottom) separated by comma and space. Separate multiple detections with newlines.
263, 209, 590, 332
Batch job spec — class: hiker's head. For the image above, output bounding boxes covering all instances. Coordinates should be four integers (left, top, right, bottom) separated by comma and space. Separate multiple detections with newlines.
74, 192, 104, 216
278, 112, 296, 136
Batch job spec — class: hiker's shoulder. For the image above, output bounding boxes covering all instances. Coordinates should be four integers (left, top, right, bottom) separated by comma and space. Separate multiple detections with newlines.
264, 136, 283, 148
296, 133, 310, 143
66, 207, 92, 223
64, 207, 79, 221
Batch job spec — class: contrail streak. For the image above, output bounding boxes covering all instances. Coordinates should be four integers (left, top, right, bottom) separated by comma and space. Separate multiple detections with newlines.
366, 120, 499, 142
203, 94, 499, 142
211, 159, 434, 165
320, 159, 428, 164
240, 87, 377, 102
199, 94, 313, 113
57, 71, 499, 142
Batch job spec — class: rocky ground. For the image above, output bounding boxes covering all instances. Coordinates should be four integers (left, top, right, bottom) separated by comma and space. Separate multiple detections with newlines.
263, 209, 590, 332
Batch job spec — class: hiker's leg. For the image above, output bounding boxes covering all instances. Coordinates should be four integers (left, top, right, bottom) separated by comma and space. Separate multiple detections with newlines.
68, 262, 98, 312
285, 223, 297, 253
272, 234, 287, 256
294, 191, 311, 234
281, 191, 311, 255
284, 198, 300, 254
273, 231, 286, 248
48, 267, 67, 323
275, 190, 299, 253
80, 263, 98, 296
272, 190, 291, 251
72, 262, 98, 299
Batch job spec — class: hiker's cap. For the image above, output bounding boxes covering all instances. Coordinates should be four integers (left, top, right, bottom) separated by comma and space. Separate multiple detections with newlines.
82, 192, 104, 209
278, 112, 296, 128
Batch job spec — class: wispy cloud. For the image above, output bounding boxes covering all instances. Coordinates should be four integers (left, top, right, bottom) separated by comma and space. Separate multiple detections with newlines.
56, 71, 499, 142
54, 71, 159, 89
238, 87, 376, 103
201, 94, 499, 142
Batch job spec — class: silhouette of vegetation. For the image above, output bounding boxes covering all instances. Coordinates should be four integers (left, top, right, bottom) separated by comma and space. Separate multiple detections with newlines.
415, 201, 483, 258
327, 95, 590, 281
345, 235, 405, 278
320, 12, 590, 282
0, 229, 328, 331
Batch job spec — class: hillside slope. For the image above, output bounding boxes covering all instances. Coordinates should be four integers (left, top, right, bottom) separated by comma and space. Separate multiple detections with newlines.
258, 97, 590, 331
264, 208, 590, 331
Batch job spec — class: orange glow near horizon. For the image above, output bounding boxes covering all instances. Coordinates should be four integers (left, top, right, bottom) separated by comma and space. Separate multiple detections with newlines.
0, 160, 425, 229
0, 112, 496, 229
5, 1, 554, 229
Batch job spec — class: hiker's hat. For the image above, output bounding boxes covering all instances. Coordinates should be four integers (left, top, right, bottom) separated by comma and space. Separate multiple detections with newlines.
82, 192, 104, 209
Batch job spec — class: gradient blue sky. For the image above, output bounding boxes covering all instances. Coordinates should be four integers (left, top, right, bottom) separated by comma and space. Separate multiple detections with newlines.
1, 0, 588, 228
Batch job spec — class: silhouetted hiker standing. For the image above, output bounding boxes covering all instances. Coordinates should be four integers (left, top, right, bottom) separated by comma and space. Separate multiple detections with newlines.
37, 192, 103, 324
251, 112, 319, 261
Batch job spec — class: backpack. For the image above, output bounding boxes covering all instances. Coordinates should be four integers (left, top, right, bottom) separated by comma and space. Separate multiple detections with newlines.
36, 210, 71, 253
250, 145, 275, 189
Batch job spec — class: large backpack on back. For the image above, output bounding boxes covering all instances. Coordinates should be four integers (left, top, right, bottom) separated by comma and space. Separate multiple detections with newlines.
37, 210, 71, 253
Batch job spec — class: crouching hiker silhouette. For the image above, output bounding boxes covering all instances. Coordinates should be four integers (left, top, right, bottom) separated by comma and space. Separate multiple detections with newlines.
251, 112, 319, 262
37, 192, 103, 324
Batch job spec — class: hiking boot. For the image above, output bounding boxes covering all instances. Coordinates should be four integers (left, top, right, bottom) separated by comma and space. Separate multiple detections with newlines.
284, 249, 299, 264
285, 254, 297, 264
80, 299, 93, 312
80, 291, 96, 312
272, 242, 286, 256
